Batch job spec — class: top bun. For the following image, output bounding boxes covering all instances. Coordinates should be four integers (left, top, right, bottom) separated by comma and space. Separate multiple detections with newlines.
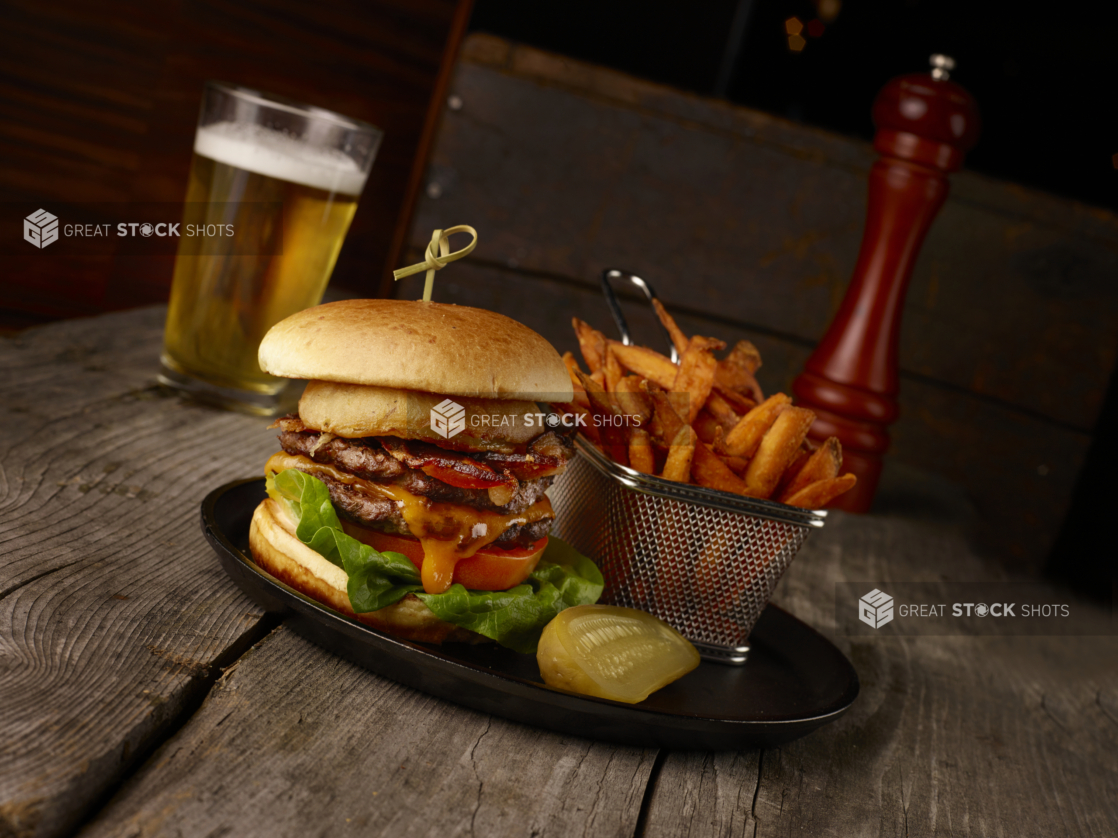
259, 299, 573, 401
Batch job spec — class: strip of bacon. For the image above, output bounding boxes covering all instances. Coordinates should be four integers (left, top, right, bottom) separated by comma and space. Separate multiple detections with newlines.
385, 433, 572, 484
477, 431, 571, 481
378, 438, 519, 491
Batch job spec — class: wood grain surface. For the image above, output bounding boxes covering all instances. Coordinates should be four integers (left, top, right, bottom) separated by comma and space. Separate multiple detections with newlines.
643, 514, 1118, 837
401, 34, 1118, 570
2, 307, 1115, 838
77, 624, 655, 838
0, 309, 277, 837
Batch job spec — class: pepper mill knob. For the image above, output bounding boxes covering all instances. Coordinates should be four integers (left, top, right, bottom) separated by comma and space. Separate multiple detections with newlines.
792, 57, 980, 512
871, 56, 980, 172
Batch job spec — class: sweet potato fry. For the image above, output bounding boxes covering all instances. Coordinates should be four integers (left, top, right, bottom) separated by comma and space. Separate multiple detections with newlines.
715, 340, 764, 402
704, 390, 743, 431
783, 473, 857, 509
744, 406, 816, 499
691, 441, 749, 494
562, 351, 583, 383
652, 298, 689, 357
661, 425, 696, 482
576, 370, 629, 466
576, 406, 602, 446
689, 335, 727, 353
560, 352, 590, 410
615, 375, 653, 424
723, 454, 750, 475
693, 409, 723, 445
562, 351, 584, 387
641, 380, 688, 447
719, 393, 792, 459
727, 339, 762, 374
573, 318, 607, 374
707, 423, 748, 473
673, 335, 723, 424
628, 427, 655, 474
711, 385, 755, 416
774, 443, 814, 499
778, 437, 842, 503
603, 344, 623, 392
715, 363, 763, 403
609, 341, 678, 389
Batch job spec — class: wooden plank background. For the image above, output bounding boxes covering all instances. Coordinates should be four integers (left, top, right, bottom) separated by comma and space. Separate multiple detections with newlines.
399, 34, 1118, 570
0, 0, 472, 328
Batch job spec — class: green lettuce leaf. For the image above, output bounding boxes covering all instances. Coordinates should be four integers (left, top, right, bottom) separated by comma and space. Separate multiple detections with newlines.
266, 468, 603, 652
267, 469, 423, 612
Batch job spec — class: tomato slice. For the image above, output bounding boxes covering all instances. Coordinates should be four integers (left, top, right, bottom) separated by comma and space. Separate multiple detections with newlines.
452, 538, 546, 591
339, 523, 546, 592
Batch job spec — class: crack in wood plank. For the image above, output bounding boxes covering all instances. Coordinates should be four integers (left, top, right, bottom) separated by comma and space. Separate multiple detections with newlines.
749, 750, 762, 838
632, 749, 667, 838
1097, 689, 1118, 730
0, 561, 84, 604
466, 717, 492, 838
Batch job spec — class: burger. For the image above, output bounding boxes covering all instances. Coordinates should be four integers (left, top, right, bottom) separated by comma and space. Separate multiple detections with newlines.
248, 299, 601, 652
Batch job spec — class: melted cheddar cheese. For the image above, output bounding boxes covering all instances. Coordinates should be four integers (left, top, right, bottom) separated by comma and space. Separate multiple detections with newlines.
264, 451, 553, 594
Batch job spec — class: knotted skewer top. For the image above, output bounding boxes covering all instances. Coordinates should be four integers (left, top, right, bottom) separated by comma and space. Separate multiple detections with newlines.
392, 225, 478, 302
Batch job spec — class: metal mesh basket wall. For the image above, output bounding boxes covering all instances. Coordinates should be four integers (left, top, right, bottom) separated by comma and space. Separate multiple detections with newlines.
549, 439, 825, 663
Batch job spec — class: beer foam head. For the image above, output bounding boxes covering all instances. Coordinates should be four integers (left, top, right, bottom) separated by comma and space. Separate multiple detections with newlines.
194, 122, 367, 196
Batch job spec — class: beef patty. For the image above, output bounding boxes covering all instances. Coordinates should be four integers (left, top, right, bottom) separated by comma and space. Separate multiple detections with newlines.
314, 472, 554, 548
275, 419, 571, 548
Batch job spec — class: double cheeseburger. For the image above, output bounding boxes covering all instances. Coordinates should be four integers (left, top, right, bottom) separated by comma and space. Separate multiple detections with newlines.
248, 299, 581, 644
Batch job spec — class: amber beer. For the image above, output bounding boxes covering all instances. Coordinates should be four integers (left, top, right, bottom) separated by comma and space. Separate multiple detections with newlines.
159, 83, 380, 414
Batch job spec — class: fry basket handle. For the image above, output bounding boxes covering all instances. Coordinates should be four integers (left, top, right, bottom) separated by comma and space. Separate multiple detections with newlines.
599, 269, 680, 364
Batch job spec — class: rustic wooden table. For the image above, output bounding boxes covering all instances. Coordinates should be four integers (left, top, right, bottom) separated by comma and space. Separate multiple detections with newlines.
2, 307, 1115, 838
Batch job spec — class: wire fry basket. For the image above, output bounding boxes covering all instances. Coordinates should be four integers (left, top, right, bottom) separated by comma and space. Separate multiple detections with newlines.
548, 268, 827, 664
549, 438, 825, 664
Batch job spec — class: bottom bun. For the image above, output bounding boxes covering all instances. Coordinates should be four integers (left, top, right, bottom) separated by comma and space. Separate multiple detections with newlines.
248, 498, 485, 644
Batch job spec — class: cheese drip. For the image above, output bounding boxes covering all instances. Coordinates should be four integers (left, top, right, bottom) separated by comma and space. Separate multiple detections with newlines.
264, 452, 553, 594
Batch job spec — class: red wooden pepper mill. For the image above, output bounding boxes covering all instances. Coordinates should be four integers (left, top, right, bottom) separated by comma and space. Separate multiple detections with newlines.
792, 55, 980, 512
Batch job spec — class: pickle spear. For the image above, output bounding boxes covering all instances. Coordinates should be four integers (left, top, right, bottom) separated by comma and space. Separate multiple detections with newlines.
537, 605, 701, 704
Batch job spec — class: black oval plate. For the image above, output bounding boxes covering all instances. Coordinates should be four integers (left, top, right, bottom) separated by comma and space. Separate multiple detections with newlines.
202, 478, 859, 750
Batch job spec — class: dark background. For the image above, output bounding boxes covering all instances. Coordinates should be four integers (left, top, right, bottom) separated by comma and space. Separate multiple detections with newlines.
468, 0, 1118, 595
471, 0, 1118, 213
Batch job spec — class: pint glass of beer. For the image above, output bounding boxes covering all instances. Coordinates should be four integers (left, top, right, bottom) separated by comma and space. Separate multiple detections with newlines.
159, 81, 381, 414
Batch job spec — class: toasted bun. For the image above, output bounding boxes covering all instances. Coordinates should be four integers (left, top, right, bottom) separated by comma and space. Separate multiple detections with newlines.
248, 498, 483, 644
259, 299, 574, 401
297, 380, 543, 447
